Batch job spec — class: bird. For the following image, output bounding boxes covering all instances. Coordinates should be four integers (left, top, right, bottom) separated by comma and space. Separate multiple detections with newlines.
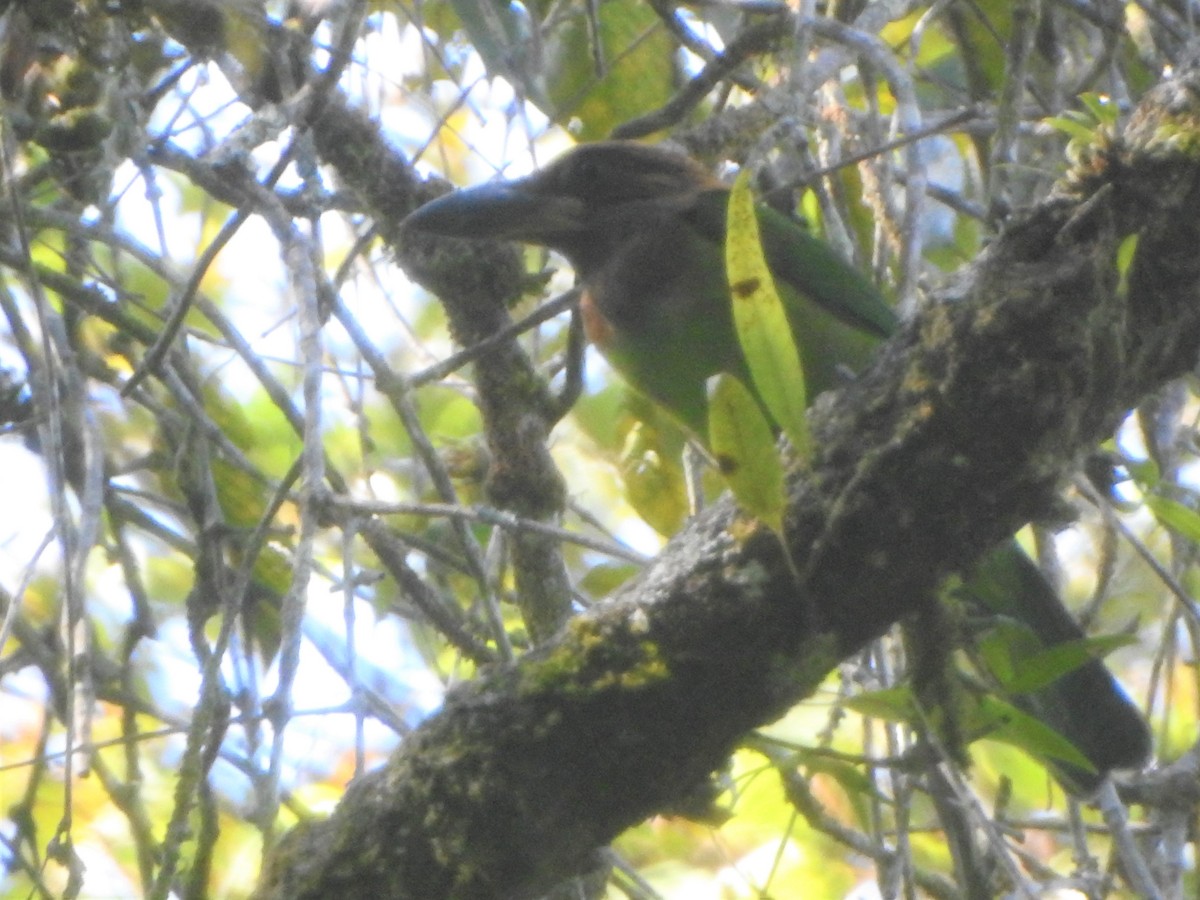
403, 140, 1150, 793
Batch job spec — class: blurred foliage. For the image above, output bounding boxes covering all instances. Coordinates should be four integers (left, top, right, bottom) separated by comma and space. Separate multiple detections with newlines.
0, 0, 1196, 897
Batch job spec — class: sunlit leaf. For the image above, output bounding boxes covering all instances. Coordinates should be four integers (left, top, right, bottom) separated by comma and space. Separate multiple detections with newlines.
843, 685, 916, 722
543, 0, 676, 140
1116, 233, 1139, 297
1146, 495, 1200, 543
620, 419, 689, 536
1043, 115, 1099, 143
707, 373, 784, 534
1079, 92, 1118, 126
725, 171, 810, 458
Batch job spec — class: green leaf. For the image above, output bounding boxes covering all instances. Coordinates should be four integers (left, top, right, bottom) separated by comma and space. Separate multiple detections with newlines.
1007, 635, 1136, 694
1043, 115, 1099, 143
944, 0, 1012, 96
1079, 92, 1118, 126
975, 696, 1096, 773
977, 621, 1020, 686
1116, 233, 1140, 298
980, 624, 1137, 694
620, 419, 689, 537
617, 399, 690, 537
1146, 495, 1200, 543
843, 685, 917, 722
707, 373, 784, 534
542, 0, 677, 140
580, 563, 641, 598
210, 456, 272, 530
1125, 455, 1160, 489
725, 171, 811, 458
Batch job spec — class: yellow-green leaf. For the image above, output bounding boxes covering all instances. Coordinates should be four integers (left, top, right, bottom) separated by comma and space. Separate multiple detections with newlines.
1146, 495, 1200, 543
1116, 232, 1139, 298
1043, 115, 1097, 143
620, 419, 689, 537
542, 0, 677, 141
707, 373, 784, 534
725, 171, 810, 458
843, 685, 917, 722
1079, 92, 1118, 126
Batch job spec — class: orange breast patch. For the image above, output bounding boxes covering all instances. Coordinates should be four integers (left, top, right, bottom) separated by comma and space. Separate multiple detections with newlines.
580, 289, 615, 348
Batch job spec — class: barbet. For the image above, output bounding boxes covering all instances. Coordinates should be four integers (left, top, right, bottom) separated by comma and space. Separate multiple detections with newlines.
404, 140, 1150, 792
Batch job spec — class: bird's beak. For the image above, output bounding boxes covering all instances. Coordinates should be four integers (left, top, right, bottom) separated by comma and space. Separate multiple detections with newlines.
403, 178, 586, 243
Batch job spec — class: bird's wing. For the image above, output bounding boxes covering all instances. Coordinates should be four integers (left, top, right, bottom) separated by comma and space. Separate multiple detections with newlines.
684, 188, 898, 340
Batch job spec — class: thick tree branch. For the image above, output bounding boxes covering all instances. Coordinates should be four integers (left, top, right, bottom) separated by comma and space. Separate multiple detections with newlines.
255, 68, 1200, 900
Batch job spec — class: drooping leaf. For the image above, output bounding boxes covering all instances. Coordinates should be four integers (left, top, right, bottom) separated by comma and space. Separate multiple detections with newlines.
725, 171, 810, 458
619, 416, 689, 537
707, 373, 784, 534
974, 695, 1096, 773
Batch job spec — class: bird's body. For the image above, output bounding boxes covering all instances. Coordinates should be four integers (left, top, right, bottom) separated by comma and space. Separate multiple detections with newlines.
404, 140, 1150, 791
580, 187, 890, 434
408, 143, 892, 432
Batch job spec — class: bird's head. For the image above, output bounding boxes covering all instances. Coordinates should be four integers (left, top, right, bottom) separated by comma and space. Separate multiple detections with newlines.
402, 141, 718, 261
